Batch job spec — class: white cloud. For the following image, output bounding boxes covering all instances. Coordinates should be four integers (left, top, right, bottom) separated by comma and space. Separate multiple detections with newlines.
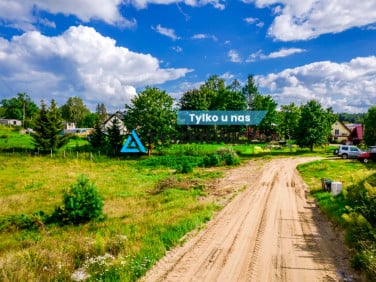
152, 24, 180, 40
228, 49, 242, 63
244, 17, 258, 24
255, 56, 376, 113
244, 0, 376, 41
244, 16, 264, 27
191, 33, 218, 41
172, 46, 183, 52
248, 47, 306, 61
0, 25, 192, 110
0, 0, 136, 31
128, 0, 225, 10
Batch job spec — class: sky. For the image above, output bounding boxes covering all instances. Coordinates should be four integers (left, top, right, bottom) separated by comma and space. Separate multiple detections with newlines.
0, 0, 375, 113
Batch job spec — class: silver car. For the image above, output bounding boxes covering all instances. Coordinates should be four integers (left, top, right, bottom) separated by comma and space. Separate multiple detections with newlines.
336, 145, 362, 159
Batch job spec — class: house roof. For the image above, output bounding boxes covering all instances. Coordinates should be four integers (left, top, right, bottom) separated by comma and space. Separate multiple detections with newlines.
102, 111, 124, 125
350, 125, 363, 140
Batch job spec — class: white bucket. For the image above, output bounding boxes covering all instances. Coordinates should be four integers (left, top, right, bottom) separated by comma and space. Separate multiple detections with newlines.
331, 181, 342, 196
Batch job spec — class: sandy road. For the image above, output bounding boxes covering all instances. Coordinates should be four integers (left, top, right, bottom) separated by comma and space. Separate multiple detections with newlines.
142, 157, 358, 282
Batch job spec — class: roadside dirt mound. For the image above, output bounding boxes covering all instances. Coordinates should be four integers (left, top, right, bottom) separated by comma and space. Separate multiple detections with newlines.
141, 157, 361, 282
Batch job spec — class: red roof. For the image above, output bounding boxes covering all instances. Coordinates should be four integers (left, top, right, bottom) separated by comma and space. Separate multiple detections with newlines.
350, 125, 363, 140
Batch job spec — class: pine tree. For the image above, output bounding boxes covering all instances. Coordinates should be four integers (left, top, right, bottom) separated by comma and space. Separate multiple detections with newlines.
31, 99, 68, 152
107, 117, 124, 156
89, 118, 107, 150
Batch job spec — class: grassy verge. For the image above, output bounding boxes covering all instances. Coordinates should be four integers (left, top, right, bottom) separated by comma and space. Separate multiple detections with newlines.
0, 154, 223, 281
298, 159, 376, 279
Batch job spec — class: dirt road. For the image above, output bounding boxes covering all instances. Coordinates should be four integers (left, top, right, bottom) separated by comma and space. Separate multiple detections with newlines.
142, 157, 359, 282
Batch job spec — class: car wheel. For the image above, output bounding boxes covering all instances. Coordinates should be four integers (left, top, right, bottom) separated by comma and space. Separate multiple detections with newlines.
364, 158, 369, 163
342, 154, 348, 159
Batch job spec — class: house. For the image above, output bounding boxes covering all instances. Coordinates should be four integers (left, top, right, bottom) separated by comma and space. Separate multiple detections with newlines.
331, 120, 351, 144
63, 121, 76, 130
0, 119, 22, 126
102, 112, 127, 135
348, 125, 363, 145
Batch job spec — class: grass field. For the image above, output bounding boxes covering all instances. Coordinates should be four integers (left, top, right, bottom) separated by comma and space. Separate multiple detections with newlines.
1, 124, 367, 280
298, 159, 376, 278
0, 153, 228, 281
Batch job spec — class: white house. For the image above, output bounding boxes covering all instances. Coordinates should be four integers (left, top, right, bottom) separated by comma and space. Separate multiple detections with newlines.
102, 112, 127, 135
0, 119, 22, 126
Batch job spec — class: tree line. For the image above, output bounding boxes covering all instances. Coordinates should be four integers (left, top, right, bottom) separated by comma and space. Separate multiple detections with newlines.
1, 74, 376, 154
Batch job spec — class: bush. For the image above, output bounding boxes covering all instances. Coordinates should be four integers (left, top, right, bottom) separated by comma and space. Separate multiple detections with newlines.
224, 152, 240, 165
51, 174, 104, 225
176, 160, 193, 174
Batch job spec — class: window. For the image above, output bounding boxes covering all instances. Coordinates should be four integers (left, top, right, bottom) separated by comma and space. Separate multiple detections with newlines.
334, 129, 339, 136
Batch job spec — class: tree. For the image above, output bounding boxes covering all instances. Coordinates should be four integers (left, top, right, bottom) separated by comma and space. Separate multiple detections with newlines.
250, 94, 278, 138
295, 100, 333, 151
242, 75, 260, 110
124, 87, 176, 155
106, 117, 124, 156
31, 100, 68, 152
95, 103, 108, 122
60, 97, 90, 128
363, 106, 376, 146
278, 103, 301, 140
179, 89, 210, 110
88, 119, 107, 151
0, 93, 39, 127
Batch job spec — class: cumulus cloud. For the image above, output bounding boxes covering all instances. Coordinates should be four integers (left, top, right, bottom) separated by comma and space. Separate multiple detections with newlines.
243, 0, 376, 41
247, 47, 306, 61
0, 0, 136, 31
228, 49, 242, 63
0, 25, 192, 109
255, 56, 376, 113
128, 0, 225, 10
152, 24, 180, 40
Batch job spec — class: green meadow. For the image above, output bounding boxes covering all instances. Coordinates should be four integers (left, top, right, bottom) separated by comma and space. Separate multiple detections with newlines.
1, 124, 375, 280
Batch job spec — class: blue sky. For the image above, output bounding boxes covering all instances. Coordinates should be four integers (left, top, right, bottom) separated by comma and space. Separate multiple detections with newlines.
0, 0, 375, 113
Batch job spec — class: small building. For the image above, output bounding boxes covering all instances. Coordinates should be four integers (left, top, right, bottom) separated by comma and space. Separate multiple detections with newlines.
64, 128, 93, 137
0, 119, 22, 126
331, 120, 351, 144
63, 122, 76, 130
348, 125, 363, 145
102, 112, 127, 135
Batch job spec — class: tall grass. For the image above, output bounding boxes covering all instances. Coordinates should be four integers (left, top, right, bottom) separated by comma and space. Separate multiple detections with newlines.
298, 159, 376, 279
0, 154, 220, 281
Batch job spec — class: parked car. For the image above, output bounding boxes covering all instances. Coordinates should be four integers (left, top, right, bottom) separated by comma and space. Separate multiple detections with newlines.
335, 145, 362, 159
358, 146, 376, 163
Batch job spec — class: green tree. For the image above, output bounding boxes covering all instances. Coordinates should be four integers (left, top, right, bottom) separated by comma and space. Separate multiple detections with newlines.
106, 117, 124, 156
179, 89, 210, 110
251, 94, 278, 138
88, 119, 107, 151
95, 103, 108, 122
278, 103, 301, 140
124, 87, 176, 155
51, 174, 104, 225
363, 106, 376, 146
0, 93, 39, 127
31, 100, 68, 152
295, 100, 333, 151
242, 75, 260, 110
60, 97, 90, 128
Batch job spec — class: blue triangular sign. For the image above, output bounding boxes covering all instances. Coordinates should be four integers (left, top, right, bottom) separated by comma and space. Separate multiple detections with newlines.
120, 130, 147, 153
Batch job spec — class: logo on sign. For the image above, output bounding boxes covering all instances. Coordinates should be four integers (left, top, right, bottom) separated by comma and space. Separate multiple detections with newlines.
120, 130, 146, 154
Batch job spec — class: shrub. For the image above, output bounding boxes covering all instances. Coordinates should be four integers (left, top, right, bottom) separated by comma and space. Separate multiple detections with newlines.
51, 174, 104, 225
176, 160, 193, 174
224, 152, 240, 165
